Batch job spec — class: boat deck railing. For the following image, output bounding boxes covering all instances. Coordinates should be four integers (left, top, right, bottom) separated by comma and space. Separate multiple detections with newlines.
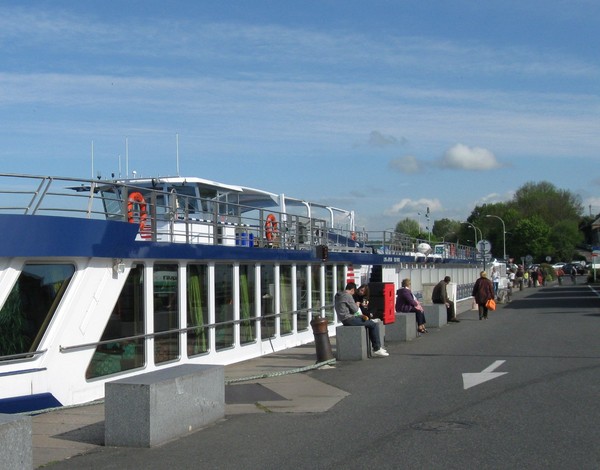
0, 173, 475, 259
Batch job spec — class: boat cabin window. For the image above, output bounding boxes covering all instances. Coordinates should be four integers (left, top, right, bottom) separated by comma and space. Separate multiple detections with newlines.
0, 264, 75, 360
215, 191, 241, 223
86, 264, 146, 379
100, 187, 125, 221
167, 185, 200, 215
154, 264, 180, 364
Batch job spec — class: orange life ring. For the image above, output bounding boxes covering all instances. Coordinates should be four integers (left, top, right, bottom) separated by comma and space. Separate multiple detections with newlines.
351, 231, 356, 241
127, 191, 150, 238
265, 213, 278, 241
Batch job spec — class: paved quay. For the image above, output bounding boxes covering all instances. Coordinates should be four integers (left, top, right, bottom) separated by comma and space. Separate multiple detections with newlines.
31, 343, 346, 469
31, 290, 516, 468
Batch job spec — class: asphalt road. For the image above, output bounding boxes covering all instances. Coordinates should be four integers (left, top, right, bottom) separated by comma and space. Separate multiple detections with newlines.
47, 283, 600, 469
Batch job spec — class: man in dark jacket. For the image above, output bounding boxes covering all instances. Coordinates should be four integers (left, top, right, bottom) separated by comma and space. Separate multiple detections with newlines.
432, 276, 460, 322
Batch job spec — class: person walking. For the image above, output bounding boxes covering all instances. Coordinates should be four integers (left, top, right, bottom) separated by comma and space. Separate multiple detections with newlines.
395, 278, 427, 335
570, 265, 577, 285
492, 267, 500, 298
472, 271, 495, 320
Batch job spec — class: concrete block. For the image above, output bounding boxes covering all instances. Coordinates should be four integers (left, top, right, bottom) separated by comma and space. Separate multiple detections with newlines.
335, 326, 368, 361
105, 364, 224, 448
424, 304, 447, 328
386, 313, 417, 341
0, 413, 32, 470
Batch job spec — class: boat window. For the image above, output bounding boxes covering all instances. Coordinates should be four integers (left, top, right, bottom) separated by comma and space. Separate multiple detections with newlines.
154, 264, 180, 364
0, 264, 74, 360
168, 186, 199, 215
216, 191, 241, 222
297, 266, 309, 331
187, 264, 209, 357
311, 265, 322, 322
215, 264, 234, 350
239, 264, 257, 345
260, 264, 276, 340
86, 264, 145, 379
280, 265, 293, 335
100, 188, 124, 220
325, 265, 336, 323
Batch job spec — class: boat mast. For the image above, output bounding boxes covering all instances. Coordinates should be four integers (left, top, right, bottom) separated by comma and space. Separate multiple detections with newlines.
176, 133, 180, 177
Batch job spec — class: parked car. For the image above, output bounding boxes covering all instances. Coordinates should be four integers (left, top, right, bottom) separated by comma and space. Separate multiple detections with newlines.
552, 262, 566, 270
562, 263, 585, 275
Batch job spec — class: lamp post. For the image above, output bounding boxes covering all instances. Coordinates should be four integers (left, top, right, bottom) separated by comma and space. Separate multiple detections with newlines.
485, 215, 506, 261
465, 223, 481, 247
462, 222, 480, 262
442, 231, 456, 243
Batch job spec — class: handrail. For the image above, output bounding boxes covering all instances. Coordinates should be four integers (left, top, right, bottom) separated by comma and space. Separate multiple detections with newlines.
59, 307, 330, 354
0, 173, 474, 258
0, 349, 47, 363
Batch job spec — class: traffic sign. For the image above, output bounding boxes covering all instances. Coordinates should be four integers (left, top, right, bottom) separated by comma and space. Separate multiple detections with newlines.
477, 239, 491, 253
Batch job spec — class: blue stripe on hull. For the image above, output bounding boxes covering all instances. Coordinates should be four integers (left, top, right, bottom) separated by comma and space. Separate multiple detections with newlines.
0, 214, 472, 265
0, 392, 62, 414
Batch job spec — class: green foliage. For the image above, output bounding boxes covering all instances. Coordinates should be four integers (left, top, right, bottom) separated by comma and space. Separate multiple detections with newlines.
468, 181, 583, 262
391, 180, 586, 263
549, 220, 584, 261
510, 216, 553, 260
395, 218, 420, 238
513, 181, 582, 225
432, 218, 461, 241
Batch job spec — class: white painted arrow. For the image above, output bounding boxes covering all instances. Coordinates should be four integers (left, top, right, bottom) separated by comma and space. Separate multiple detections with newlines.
462, 360, 507, 390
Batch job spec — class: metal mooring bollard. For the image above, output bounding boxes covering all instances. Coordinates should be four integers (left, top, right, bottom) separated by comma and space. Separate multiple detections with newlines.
310, 316, 334, 362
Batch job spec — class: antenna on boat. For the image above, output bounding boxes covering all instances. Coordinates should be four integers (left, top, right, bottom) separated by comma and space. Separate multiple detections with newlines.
176, 133, 180, 176
91, 140, 94, 180
125, 137, 129, 179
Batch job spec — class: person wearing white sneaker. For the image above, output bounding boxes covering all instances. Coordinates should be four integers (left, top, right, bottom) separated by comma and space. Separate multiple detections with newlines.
373, 348, 389, 357
334, 282, 388, 358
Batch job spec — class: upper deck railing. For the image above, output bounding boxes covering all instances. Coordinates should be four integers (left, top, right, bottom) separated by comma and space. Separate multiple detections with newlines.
0, 173, 474, 259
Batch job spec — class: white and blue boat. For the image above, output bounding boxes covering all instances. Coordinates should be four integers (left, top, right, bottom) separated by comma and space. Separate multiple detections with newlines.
0, 172, 479, 413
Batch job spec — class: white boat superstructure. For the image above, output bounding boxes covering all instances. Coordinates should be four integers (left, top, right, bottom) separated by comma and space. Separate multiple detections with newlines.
0, 173, 479, 413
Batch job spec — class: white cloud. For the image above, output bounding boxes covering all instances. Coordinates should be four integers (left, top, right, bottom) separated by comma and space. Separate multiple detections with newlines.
384, 198, 442, 216
440, 143, 501, 171
477, 191, 514, 205
389, 155, 421, 174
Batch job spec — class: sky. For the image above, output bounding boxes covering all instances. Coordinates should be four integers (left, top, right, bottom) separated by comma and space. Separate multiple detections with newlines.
1, 0, 599, 232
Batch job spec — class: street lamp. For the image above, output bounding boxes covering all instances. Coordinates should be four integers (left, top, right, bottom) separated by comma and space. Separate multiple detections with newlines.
442, 231, 456, 243
485, 215, 506, 261
464, 223, 481, 247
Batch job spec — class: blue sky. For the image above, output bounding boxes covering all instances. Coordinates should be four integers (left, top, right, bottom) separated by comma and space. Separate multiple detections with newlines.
1, 0, 599, 231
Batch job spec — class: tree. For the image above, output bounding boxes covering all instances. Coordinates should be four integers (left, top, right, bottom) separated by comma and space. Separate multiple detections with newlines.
395, 218, 419, 238
466, 181, 584, 262
511, 216, 553, 261
432, 218, 462, 241
513, 181, 582, 226
549, 220, 583, 261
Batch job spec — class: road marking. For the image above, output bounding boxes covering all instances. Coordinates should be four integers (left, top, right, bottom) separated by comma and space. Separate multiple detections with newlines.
588, 285, 600, 298
462, 360, 507, 390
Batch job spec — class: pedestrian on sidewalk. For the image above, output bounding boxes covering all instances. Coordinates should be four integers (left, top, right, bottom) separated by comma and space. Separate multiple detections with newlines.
472, 271, 495, 320
570, 265, 577, 285
335, 282, 388, 357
